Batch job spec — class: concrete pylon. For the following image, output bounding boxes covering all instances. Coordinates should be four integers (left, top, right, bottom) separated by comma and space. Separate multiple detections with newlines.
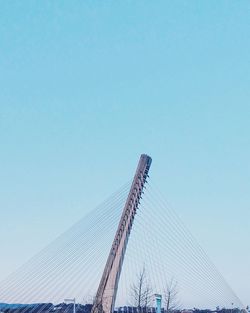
91, 154, 152, 313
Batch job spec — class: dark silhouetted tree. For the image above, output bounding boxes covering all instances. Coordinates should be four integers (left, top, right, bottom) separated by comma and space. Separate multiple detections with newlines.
164, 278, 181, 313
130, 267, 152, 312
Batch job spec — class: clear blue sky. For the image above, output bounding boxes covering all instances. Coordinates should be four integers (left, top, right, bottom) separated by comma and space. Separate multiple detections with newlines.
0, 0, 249, 306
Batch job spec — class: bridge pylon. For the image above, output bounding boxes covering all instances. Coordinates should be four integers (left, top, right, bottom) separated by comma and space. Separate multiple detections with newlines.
91, 154, 152, 313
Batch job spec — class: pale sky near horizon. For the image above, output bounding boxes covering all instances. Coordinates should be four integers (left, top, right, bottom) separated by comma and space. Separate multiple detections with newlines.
0, 0, 249, 306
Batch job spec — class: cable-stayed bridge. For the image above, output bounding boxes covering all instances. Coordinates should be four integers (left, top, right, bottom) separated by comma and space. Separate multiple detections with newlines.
0, 155, 245, 313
